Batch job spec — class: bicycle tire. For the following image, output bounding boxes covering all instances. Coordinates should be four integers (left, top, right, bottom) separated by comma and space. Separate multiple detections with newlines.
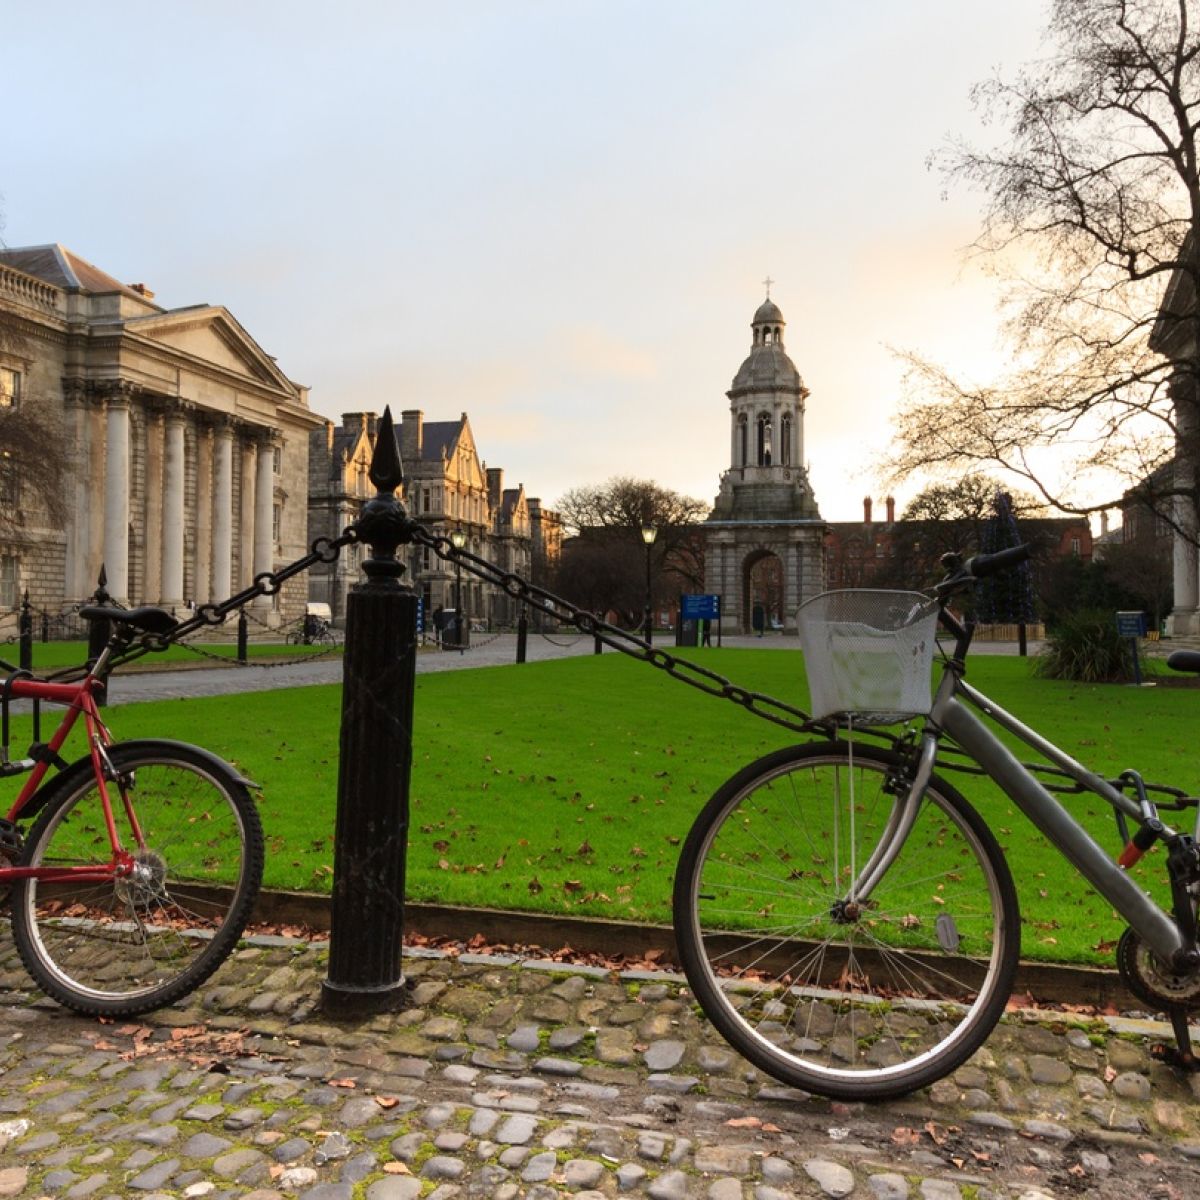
673, 740, 1019, 1100
10, 739, 264, 1017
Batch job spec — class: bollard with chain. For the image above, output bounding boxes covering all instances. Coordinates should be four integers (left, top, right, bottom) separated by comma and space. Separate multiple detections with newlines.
237, 609, 248, 662
85, 566, 112, 671
18, 592, 32, 671
516, 609, 527, 664
322, 407, 417, 1017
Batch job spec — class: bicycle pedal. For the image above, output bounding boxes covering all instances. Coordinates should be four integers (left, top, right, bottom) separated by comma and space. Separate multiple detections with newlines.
0, 818, 23, 862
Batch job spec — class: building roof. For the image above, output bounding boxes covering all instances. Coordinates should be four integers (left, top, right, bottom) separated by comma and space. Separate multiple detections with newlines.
0, 243, 157, 304
420, 420, 462, 461
753, 298, 784, 325
730, 297, 805, 397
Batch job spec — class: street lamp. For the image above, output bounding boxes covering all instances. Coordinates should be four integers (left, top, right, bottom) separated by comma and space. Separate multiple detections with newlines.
450, 527, 466, 652
640, 524, 657, 644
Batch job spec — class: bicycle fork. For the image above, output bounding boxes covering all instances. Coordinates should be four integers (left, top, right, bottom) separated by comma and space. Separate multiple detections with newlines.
833, 732, 940, 918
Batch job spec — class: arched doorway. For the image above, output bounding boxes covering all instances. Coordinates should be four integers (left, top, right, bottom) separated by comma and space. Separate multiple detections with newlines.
742, 549, 784, 634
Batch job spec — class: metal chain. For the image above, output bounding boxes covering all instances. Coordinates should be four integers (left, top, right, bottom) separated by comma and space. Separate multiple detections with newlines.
103, 531, 358, 671
408, 525, 823, 737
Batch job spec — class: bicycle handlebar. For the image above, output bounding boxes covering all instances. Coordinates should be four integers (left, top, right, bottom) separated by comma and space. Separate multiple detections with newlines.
964, 543, 1032, 580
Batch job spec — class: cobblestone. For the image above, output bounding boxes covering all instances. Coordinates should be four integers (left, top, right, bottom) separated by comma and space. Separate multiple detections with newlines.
0, 928, 1198, 1199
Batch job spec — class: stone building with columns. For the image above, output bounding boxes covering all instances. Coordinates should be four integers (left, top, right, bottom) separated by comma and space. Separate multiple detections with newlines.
704, 295, 826, 633
307, 408, 562, 626
1151, 252, 1200, 636
0, 245, 323, 623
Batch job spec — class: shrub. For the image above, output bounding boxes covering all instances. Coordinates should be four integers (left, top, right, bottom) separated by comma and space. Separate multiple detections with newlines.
1035, 608, 1148, 683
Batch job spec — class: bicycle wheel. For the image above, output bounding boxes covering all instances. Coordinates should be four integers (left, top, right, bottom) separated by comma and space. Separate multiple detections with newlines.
674, 740, 1019, 1100
10, 740, 264, 1016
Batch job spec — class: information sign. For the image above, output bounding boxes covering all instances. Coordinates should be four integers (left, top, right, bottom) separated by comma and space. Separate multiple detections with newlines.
681, 594, 720, 621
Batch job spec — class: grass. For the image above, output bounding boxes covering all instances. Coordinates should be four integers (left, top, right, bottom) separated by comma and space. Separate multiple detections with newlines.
6, 646, 1199, 966
0, 639, 339, 671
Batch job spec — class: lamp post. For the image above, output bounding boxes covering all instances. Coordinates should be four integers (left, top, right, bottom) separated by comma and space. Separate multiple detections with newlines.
640, 524, 657, 645
450, 527, 466, 652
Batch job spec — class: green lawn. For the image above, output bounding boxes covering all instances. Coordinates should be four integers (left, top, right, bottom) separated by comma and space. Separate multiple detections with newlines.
7, 647, 1199, 965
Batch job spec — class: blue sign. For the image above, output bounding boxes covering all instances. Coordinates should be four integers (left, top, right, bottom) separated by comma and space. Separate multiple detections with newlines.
416, 597, 424, 635
682, 594, 720, 620
1116, 611, 1146, 638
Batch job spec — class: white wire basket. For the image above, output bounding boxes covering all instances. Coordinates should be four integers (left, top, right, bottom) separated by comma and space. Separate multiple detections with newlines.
797, 590, 939, 725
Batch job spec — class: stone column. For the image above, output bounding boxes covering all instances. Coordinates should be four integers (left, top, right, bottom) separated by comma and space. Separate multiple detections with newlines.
142, 404, 164, 606
212, 420, 234, 603
253, 435, 275, 611
160, 405, 187, 609
87, 396, 106, 586
1169, 377, 1200, 636
194, 421, 213, 604
241, 439, 257, 589
102, 389, 132, 603
62, 382, 90, 600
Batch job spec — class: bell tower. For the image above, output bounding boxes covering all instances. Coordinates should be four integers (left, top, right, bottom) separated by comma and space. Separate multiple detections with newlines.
704, 292, 826, 633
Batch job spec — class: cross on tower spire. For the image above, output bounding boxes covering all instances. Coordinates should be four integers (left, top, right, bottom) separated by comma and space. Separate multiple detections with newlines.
762, 275, 774, 299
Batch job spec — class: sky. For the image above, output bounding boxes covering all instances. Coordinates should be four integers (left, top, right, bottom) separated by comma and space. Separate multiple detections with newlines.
2, 0, 1052, 521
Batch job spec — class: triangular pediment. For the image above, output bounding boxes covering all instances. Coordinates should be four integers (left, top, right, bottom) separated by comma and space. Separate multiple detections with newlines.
125, 306, 296, 393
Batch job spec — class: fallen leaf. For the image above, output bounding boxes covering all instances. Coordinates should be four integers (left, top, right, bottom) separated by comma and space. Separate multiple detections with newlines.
329, 1078, 357, 1089
725, 1116, 762, 1129
383, 1162, 412, 1175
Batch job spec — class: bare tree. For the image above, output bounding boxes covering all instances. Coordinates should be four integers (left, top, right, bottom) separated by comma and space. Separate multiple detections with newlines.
555, 477, 708, 626
888, 0, 1200, 538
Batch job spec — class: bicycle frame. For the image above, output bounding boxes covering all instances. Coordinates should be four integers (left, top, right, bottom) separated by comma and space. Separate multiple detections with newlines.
854, 659, 1190, 966
2, 665, 137, 885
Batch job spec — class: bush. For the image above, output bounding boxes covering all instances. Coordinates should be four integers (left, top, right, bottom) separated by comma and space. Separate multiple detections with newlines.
1035, 608, 1148, 682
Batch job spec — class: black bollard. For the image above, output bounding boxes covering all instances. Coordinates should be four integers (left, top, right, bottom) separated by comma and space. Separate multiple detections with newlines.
322, 407, 416, 1018
40, 611, 48, 643
237, 609, 248, 662
84, 568, 112, 705
18, 592, 32, 671
516, 610, 527, 664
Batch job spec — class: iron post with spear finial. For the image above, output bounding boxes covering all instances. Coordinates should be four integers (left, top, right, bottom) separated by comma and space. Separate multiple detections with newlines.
321, 406, 420, 1016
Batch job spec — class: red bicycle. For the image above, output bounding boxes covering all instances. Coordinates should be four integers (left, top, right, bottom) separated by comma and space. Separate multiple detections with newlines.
1, 604, 263, 1016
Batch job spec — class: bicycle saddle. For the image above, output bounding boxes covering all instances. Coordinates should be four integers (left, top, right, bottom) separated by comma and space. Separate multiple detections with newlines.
1167, 649, 1200, 674
79, 605, 179, 635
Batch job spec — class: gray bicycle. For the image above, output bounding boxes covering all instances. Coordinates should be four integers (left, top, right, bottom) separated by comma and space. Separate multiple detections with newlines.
674, 545, 1200, 1100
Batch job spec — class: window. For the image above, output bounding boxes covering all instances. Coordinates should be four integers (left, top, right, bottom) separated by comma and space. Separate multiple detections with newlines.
272, 504, 281, 546
273, 446, 282, 475
1071, 537, 1081, 556
738, 414, 748, 466
780, 413, 792, 467
756, 414, 772, 466
0, 556, 17, 608
0, 367, 19, 408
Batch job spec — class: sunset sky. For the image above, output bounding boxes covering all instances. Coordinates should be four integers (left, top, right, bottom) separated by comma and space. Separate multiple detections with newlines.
3, 0, 1051, 520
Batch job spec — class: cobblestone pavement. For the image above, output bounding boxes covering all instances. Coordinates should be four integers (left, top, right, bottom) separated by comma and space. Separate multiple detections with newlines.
1, 928, 1198, 1199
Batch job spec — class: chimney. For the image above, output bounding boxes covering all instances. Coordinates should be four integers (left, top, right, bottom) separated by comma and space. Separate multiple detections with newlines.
885, 495, 895, 523
400, 410, 423, 467
487, 467, 503, 512
1100, 510, 1110, 537
863, 496, 873, 525
127, 282, 155, 299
